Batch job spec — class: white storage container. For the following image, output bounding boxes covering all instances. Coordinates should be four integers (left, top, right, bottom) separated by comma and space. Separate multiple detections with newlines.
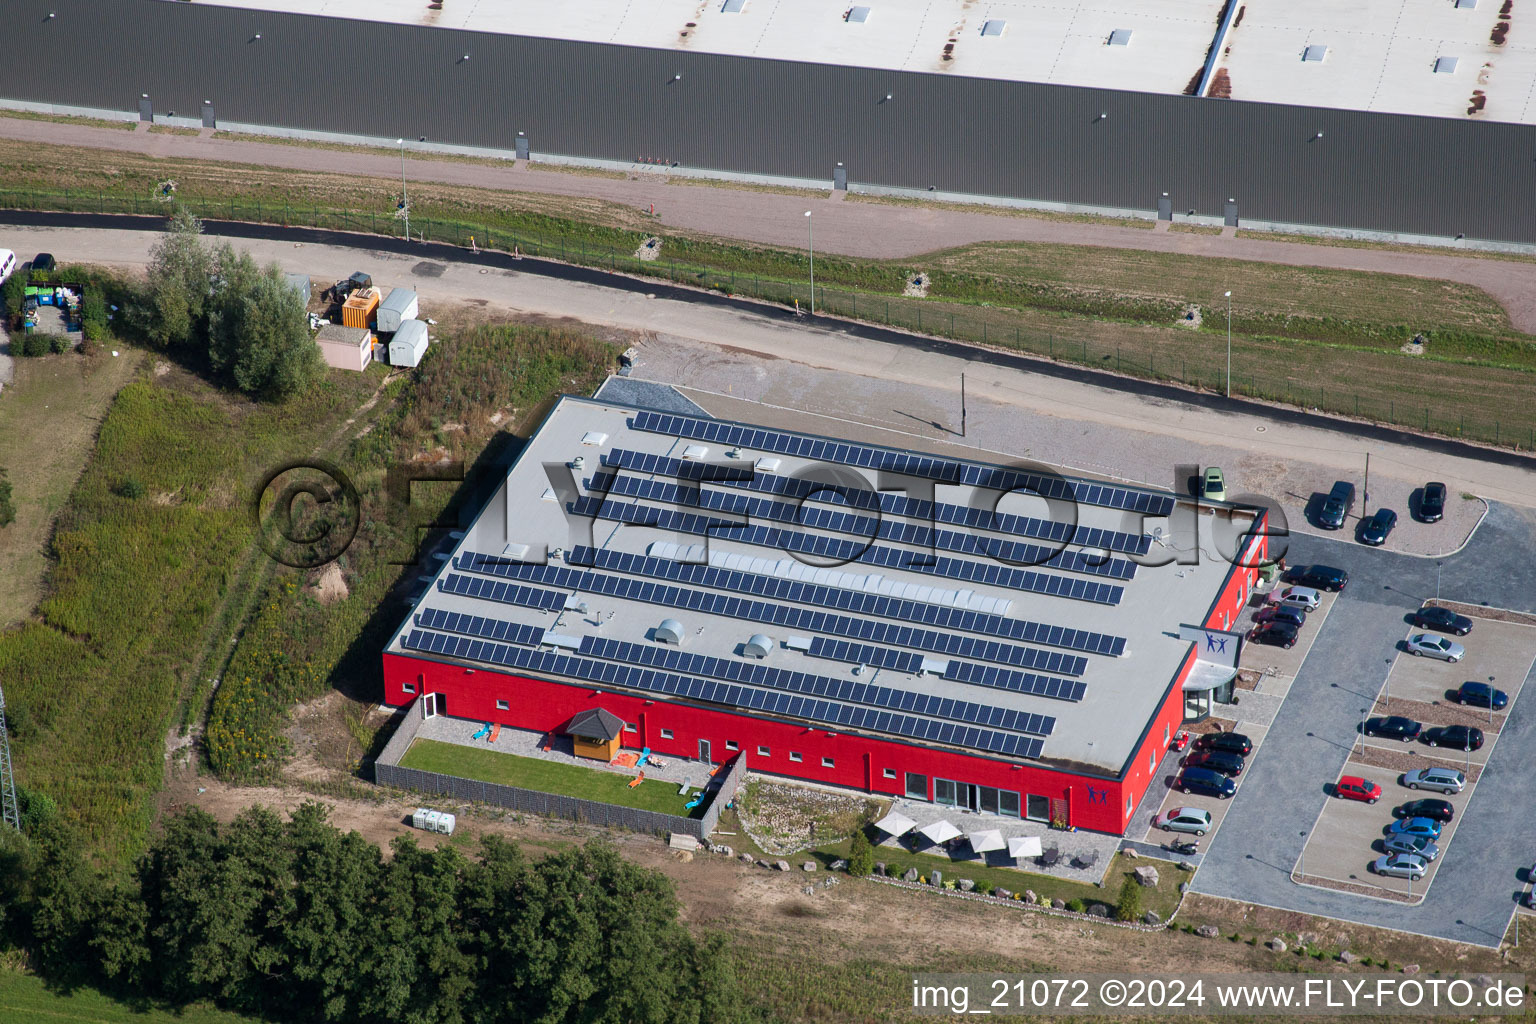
377, 287, 419, 333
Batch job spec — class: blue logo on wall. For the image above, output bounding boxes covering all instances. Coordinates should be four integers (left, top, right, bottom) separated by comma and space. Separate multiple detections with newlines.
1086, 785, 1108, 805
1205, 633, 1229, 654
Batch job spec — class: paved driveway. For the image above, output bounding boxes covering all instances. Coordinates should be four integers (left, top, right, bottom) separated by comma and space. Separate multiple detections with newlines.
1193, 502, 1536, 947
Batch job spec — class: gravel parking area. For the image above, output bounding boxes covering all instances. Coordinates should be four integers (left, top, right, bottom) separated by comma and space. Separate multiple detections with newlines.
1384, 616, 1536, 710
1237, 590, 1340, 678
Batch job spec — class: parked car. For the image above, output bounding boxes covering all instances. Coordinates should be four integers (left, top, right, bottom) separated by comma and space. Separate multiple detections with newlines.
1255, 604, 1307, 629
1370, 853, 1428, 881
1423, 725, 1483, 751
1249, 622, 1299, 648
1318, 480, 1356, 529
1394, 798, 1454, 823
1275, 586, 1322, 612
1405, 633, 1464, 662
30, 252, 56, 275
1333, 775, 1382, 803
1193, 731, 1253, 756
1388, 816, 1443, 840
1418, 481, 1447, 523
1413, 606, 1472, 635
1175, 766, 1237, 799
1154, 807, 1213, 836
1282, 564, 1349, 592
1359, 508, 1398, 546
1202, 467, 1227, 503
0, 248, 15, 285
1455, 681, 1507, 710
1401, 767, 1466, 794
1184, 749, 1245, 777
1383, 834, 1441, 861
1365, 716, 1422, 742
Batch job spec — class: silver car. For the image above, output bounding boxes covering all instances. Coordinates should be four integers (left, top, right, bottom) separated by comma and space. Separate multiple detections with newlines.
1401, 767, 1466, 794
1405, 633, 1465, 662
1154, 806, 1213, 836
1370, 853, 1427, 881
1275, 586, 1322, 612
1382, 834, 1440, 861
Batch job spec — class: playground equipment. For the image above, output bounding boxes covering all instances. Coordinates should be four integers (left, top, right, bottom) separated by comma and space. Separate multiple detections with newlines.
684, 792, 703, 810
636, 746, 652, 768
471, 722, 491, 741
488, 723, 501, 743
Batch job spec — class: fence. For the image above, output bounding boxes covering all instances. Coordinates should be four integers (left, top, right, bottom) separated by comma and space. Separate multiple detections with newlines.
373, 703, 745, 841
3, 187, 1532, 451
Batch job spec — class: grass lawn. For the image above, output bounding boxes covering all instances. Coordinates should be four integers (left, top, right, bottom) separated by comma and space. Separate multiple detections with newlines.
0, 969, 250, 1024
400, 738, 707, 818
0, 348, 142, 627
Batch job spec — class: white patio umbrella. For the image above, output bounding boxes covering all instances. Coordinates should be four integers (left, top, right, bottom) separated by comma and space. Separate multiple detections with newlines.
918, 819, 961, 844
873, 810, 917, 837
968, 828, 1006, 854
1008, 835, 1043, 859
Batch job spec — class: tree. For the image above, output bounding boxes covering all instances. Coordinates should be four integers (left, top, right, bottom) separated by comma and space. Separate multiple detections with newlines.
848, 829, 874, 877
1115, 877, 1143, 923
139, 206, 212, 350
207, 247, 322, 400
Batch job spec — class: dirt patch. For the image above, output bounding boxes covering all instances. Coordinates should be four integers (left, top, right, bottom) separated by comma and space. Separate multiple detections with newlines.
1400, 334, 1426, 356
1349, 744, 1484, 783
904, 272, 930, 298
635, 236, 662, 261
1176, 304, 1203, 329
735, 778, 883, 856
1295, 873, 1418, 904
308, 561, 350, 605
1431, 599, 1536, 627
1374, 693, 1503, 735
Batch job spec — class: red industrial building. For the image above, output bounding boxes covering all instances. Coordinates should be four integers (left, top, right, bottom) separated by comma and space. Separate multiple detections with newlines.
383, 396, 1268, 835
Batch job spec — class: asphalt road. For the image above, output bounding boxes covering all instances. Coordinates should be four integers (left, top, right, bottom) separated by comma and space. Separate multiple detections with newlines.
1194, 501, 1536, 947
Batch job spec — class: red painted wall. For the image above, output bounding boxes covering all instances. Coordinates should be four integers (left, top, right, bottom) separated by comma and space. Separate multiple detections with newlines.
383, 652, 1131, 833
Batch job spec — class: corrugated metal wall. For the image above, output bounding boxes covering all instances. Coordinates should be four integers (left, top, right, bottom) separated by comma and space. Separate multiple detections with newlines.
2, 0, 1533, 242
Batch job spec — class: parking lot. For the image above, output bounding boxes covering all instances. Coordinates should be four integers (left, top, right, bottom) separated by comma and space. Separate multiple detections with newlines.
1128, 721, 1272, 846
1290, 610, 1536, 901
1237, 589, 1340, 679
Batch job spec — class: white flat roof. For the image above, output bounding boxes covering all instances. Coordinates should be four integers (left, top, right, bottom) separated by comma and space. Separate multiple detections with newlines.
388, 395, 1247, 775
1213, 0, 1536, 123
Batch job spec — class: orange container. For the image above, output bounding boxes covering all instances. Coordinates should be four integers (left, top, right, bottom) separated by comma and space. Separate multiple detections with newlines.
341, 287, 380, 329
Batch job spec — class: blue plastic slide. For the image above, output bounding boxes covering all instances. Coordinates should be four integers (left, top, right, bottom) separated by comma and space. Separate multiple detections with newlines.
471, 722, 491, 741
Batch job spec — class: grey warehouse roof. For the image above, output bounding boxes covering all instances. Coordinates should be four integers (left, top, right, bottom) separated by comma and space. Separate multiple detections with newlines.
387, 395, 1244, 776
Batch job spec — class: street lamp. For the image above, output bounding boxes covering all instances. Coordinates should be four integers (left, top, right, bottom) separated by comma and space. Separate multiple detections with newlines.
804, 210, 814, 315
1436, 557, 1443, 602
1358, 707, 1368, 757
1224, 291, 1233, 397
396, 138, 410, 241
1298, 830, 1307, 880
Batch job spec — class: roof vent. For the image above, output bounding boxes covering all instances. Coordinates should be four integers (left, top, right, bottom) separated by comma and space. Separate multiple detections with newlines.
655, 618, 685, 644
981, 19, 1005, 36
681, 444, 709, 460
570, 454, 586, 471
1434, 56, 1459, 73
784, 635, 813, 651
721, 0, 744, 11
580, 431, 608, 446
1455, 0, 1477, 8
727, 446, 743, 458
754, 457, 781, 473
1108, 29, 1132, 46
846, 5, 871, 22
1302, 44, 1328, 62
743, 634, 773, 658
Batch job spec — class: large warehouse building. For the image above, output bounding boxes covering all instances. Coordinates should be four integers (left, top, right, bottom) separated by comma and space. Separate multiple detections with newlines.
383, 396, 1268, 835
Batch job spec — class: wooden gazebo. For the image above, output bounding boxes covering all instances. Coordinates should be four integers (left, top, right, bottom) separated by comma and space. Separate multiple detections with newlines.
565, 707, 625, 761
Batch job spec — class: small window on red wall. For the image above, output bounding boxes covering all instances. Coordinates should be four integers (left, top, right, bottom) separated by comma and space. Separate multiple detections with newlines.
496, 699, 509, 710
402, 682, 417, 694
821, 757, 834, 768
726, 740, 739, 751
883, 768, 897, 780
789, 752, 803, 763
660, 729, 674, 740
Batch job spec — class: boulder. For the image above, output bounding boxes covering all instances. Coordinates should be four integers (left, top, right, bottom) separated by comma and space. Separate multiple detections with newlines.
1474, 974, 1494, 989
1403, 964, 1420, 976
1298, 931, 1321, 946
1024, 890, 1038, 904
676, 851, 693, 863
874, 862, 886, 876
802, 885, 814, 895
930, 870, 943, 887
1123, 848, 1138, 859
1134, 865, 1160, 887
740, 853, 756, 864
802, 861, 817, 872
903, 867, 919, 882
1087, 904, 1108, 918
1340, 951, 1359, 965
1196, 924, 1220, 938
1052, 898, 1067, 910
958, 879, 975, 892
831, 859, 848, 872
1269, 938, 1287, 953
774, 860, 790, 872
1143, 911, 1162, 926
995, 888, 1012, 900
717, 845, 734, 857
1178, 860, 1195, 872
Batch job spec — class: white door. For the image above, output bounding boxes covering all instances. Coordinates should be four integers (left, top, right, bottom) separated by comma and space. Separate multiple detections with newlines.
421, 692, 441, 719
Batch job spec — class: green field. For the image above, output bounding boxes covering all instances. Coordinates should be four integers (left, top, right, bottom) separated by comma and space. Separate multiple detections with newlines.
0, 969, 250, 1024
400, 738, 707, 817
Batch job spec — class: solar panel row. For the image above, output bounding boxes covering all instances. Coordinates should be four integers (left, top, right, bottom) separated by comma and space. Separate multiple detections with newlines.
597, 453, 1151, 556
944, 659, 1089, 702
568, 545, 1127, 657
456, 552, 1089, 676
401, 628, 1045, 759
432, 574, 566, 611
630, 411, 1175, 517
804, 636, 924, 674
578, 635, 1056, 734
416, 606, 546, 647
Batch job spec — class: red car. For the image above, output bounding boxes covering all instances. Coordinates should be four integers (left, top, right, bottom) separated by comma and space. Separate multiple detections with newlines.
1334, 775, 1382, 804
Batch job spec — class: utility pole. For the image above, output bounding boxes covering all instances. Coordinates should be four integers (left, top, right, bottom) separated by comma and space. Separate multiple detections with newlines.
961, 372, 967, 437
1363, 452, 1370, 518
804, 210, 815, 315
1224, 290, 1232, 397
0, 684, 19, 831
396, 138, 411, 241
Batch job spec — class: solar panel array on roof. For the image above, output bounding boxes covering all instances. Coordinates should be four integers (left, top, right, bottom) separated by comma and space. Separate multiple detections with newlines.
592, 461, 1150, 554
941, 659, 1089, 701
805, 636, 924, 674
433, 575, 566, 611
402, 628, 1045, 758
579, 635, 1055, 734
456, 553, 1089, 676
567, 545, 1126, 656
416, 606, 546, 647
629, 411, 1174, 517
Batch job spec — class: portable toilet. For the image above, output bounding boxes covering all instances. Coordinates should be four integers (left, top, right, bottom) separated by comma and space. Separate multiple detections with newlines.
377, 287, 419, 333
388, 319, 429, 367
283, 272, 311, 307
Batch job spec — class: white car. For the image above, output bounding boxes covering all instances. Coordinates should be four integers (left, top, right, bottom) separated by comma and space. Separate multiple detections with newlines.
1274, 586, 1321, 612
1405, 633, 1465, 662
1154, 806, 1213, 836
1370, 853, 1427, 881
1401, 767, 1465, 794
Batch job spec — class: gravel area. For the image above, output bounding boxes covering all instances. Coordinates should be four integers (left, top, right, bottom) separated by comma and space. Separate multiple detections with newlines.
1373, 694, 1504, 735
1348, 745, 1484, 783
1296, 873, 1419, 905
735, 778, 879, 856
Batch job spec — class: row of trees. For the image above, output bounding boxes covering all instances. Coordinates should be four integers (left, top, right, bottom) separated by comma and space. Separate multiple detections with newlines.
0, 802, 743, 1024
132, 207, 323, 399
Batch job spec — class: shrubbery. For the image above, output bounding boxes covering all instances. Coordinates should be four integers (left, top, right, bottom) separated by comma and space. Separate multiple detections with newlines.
848, 829, 874, 877
0, 468, 13, 528
1115, 878, 1143, 922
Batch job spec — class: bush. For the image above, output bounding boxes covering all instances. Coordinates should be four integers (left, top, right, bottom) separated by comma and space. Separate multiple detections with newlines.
1065, 898, 1086, 913
116, 478, 145, 500
80, 289, 109, 342
0, 469, 13, 527
848, 829, 874, 877
1, 269, 24, 323
47, 333, 71, 354
1115, 878, 1143, 922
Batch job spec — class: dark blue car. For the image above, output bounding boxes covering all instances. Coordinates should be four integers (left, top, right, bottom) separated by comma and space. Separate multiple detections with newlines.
1455, 681, 1508, 710
1176, 766, 1237, 799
